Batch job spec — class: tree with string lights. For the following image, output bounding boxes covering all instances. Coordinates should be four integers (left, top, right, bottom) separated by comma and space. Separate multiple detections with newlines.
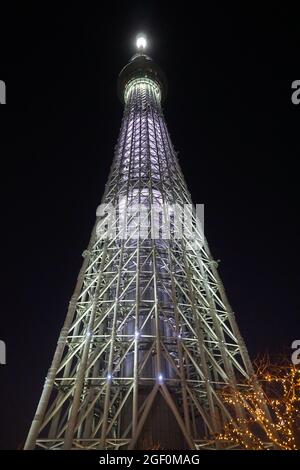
217, 355, 300, 450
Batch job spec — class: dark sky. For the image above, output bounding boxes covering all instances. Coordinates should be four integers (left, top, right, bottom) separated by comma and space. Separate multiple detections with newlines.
0, 2, 299, 450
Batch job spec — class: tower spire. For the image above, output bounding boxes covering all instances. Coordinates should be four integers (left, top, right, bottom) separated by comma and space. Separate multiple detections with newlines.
24, 36, 265, 450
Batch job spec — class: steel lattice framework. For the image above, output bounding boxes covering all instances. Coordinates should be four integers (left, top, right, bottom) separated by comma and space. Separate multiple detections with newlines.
25, 49, 259, 451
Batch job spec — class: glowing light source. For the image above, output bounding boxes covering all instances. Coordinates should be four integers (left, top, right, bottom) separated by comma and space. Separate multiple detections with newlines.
158, 374, 163, 382
107, 374, 112, 380
136, 34, 147, 50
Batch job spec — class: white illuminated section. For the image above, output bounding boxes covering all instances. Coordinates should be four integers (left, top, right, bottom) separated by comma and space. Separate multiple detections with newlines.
124, 77, 161, 104
136, 35, 147, 50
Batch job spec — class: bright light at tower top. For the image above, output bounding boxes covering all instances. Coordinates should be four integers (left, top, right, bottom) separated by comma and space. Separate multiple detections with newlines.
136, 34, 147, 50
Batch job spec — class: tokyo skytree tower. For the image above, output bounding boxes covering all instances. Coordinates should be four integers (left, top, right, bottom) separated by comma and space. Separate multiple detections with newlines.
24, 35, 256, 450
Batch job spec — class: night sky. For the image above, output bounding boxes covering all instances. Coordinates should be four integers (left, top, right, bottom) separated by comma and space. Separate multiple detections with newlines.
0, 3, 299, 450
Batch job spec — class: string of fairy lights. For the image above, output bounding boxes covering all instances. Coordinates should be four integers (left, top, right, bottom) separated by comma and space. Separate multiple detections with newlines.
217, 363, 300, 450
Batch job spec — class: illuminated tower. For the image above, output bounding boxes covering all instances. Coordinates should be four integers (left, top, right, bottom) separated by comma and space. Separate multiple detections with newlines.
24, 35, 257, 450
